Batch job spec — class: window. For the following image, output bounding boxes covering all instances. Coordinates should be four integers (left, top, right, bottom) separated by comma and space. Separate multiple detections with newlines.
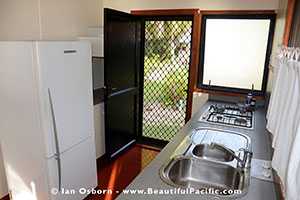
197, 13, 276, 95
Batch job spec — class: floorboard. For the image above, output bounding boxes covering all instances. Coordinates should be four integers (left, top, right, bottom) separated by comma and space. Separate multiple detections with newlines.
85, 144, 159, 200
0, 144, 159, 200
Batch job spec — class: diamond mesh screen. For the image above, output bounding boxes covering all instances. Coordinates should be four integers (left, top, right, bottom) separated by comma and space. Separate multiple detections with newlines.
142, 20, 192, 141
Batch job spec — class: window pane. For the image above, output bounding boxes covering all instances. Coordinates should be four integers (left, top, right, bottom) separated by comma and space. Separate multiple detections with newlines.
202, 19, 271, 90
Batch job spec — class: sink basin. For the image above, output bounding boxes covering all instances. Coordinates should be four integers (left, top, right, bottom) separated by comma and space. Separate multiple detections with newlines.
192, 144, 234, 162
159, 128, 252, 198
160, 157, 248, 196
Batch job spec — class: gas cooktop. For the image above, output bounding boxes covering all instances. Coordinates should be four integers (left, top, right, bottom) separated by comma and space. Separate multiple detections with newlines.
199, 104, 254, 129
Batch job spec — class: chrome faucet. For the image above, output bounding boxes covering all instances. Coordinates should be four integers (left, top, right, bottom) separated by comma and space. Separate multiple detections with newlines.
210, 143, 253, 169
237, 148, 253, 169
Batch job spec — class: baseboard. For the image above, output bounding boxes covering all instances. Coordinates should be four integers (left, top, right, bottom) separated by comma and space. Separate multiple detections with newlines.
137, 137, 168, 149
136, 143, 161, 152
96, 153, 109, 168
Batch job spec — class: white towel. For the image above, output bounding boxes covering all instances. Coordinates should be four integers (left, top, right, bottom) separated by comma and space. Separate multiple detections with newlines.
272, 60, 300, 184
286, 124, 300, 200
267, 48, 300, 200
285, 64, 300, 200
267, 58, 284, 134
292, 64, 300, 135
273, 60, 293, 147
267, 58, 289, 143
266, 56, 280, 120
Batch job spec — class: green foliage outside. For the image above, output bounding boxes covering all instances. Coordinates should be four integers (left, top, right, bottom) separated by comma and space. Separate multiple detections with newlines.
142, 20, 192, 141
143, 56, 188, 108
143, 20, 191, 108
142, 122, 181, 141
145, 21, 191, 60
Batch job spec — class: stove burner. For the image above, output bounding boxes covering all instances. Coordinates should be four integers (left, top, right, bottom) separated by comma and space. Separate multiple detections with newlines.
216, 115, 223, 120
210, 105, 225, 113
234, 117, 247, 124
201, 104, 253, 129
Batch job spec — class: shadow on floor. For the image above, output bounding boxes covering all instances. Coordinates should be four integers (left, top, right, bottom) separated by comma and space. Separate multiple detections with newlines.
85, 144, 160, 200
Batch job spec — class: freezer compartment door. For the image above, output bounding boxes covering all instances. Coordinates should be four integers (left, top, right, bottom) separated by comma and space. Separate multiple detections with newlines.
47, 137, 97, 200
37, 41, 94, 158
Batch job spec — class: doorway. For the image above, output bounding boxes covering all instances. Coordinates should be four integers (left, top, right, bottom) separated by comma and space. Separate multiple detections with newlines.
141, 17, 193, 141
104, 9, 198, 157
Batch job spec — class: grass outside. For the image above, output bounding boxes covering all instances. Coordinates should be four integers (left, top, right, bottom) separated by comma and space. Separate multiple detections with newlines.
143, 57, 188, 107
142, 56, 188, 141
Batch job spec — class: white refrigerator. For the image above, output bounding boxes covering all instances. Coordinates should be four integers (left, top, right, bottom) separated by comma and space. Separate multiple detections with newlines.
0, 41, 97, 200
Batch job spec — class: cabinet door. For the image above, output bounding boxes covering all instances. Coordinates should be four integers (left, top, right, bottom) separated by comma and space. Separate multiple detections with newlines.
94, 103, 106, 158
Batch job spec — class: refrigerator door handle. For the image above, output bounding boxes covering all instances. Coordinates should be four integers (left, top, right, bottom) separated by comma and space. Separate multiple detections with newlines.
48, 88, 62, 191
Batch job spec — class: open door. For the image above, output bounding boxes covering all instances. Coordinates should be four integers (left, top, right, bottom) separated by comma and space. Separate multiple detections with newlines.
104, 8, 142, 158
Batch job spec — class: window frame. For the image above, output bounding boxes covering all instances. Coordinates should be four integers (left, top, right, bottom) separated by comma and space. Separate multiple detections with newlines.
196, 12, 276, 96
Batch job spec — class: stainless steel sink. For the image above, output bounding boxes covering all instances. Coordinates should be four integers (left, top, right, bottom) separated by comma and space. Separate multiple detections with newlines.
161, 156, 249, 193
159, 128, 252, 198
192, 143, 235, 162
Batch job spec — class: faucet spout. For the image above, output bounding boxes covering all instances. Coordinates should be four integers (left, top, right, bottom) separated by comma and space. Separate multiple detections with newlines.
210, 143, 252, 169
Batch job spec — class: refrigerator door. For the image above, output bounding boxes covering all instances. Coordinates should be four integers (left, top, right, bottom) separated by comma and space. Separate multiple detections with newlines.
37, 41, 94, 158
47, 136, 97, 200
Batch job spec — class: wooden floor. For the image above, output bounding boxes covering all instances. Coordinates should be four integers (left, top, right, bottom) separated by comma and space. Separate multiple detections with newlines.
85, 144, 159, 200
0, 196, 9, 200
1, 144, 160, 200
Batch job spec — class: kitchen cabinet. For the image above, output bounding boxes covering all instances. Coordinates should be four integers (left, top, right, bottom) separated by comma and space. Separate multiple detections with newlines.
94, 103, 106, 158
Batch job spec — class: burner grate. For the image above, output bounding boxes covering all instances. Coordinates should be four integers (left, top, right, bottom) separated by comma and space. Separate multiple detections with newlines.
205, 105, 253, 129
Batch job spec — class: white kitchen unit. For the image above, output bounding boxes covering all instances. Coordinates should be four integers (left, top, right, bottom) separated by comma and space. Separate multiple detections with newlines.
93, 103, 105, 158
0, 41, 97, 200
78, 36, 103, 57
78, 26, 104, 57
79, 27, 106, 158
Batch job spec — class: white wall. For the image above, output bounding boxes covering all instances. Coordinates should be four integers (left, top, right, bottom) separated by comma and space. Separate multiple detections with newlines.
0, 0, 101, 40
192, 93, 209, 116
39, 0, 102, 40
0, 0, 41, 40
0, 0, 102, 198
103, 0, 279, 12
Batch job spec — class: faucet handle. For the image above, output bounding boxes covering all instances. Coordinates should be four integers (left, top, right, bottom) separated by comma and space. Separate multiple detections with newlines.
238, 148, 253, 160
238, 148, 253, 169
238, 148, 253, 155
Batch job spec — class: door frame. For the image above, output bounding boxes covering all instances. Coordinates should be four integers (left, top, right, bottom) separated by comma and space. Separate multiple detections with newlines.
131, 9, 201, 146
283, 0, 297, 45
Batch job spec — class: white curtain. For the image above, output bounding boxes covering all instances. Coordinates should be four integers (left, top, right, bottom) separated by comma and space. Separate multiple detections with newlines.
267, 47, 300, 200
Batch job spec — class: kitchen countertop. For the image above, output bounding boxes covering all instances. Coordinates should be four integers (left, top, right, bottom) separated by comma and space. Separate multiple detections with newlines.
116, 100, 280, 200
